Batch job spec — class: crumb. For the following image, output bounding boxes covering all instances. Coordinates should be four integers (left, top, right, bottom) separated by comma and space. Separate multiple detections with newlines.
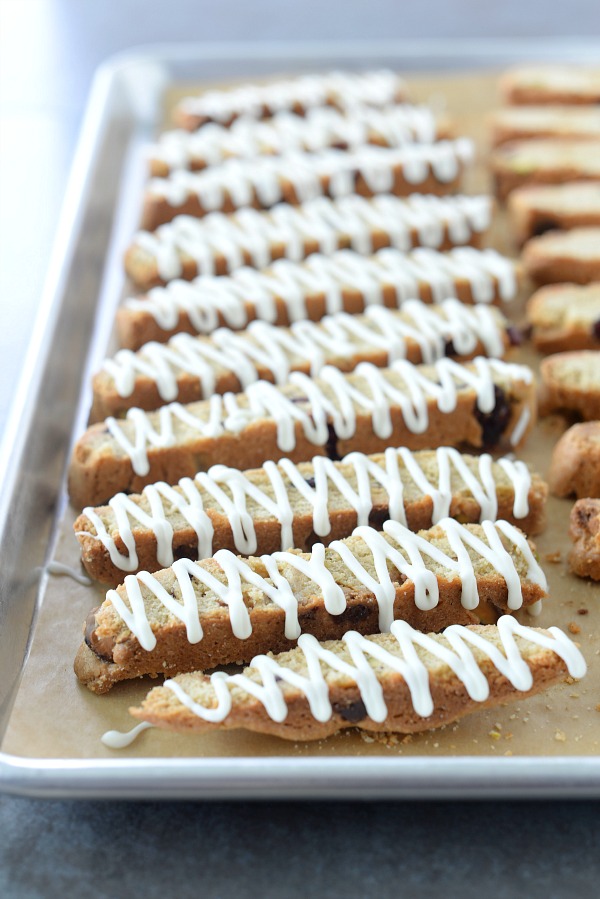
595, 704, 600, 713
433, 742, 439, 748
554, 730, 567, 742
488, 730, 501, 740
577, 608, 589, 615
360, 733, 375, 744
504, 750, 513, 757
504, 733, 513, 741
570, 693, 580, 699
568, 622, 581, 635
544, 550, 561, 563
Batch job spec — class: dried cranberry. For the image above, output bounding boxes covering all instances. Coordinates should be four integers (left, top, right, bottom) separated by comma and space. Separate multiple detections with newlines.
325, 422, 340, 461
304, 477, 316, 488
507, 325, 524, 346
592, 320, 600, 341
475, 385, 511, 447
531, 218, 558, 237
332, 699, 367, 723
444, 339, 457, 357
368, 507, 390, 529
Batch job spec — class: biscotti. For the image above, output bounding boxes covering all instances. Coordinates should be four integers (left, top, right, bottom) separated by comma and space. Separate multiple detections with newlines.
539, 351, 600, 419
527, 283, 600, 354
569, 498, 600, 580
522, 228, 600, 286
99, 300, 511, 419
174, 70, 409, 130
68, 357, 536, 508
74, 518, 548, 694
151, 104, 450, 177
129, 618, 585, 742
75, 447, 547, 586
500, 66, 600, 106
491, 140, 600, 201
549, 423, 600, 499
142, 142, 474, 230
125, 194, 494, 291
120, 247, 517, 351
508, 183, 600, 246
489, 106, 600, 147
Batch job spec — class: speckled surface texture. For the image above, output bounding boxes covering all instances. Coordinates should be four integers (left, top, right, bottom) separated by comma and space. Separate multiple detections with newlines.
1, 799, 600, 897
2, 1, 600, 895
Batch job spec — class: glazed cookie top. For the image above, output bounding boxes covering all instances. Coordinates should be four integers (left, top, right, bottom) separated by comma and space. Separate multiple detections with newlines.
100, 518, 547, 651
123, 248, 517, 337
152, 104, 442, 173
175, 70, 408, 125
131, 617, 585, 732
132, 194, 493, 282
147, 142, 474, 211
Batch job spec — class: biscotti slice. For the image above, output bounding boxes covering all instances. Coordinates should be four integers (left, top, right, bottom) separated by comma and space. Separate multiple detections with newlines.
128, 617, 585, 742
490, 106, 600, 147
527, 283, 600, 353
75, 447, 547, 586
74, 518, 548, 694
539, 351, 600, 419
142, 142, 474, 231
491, 140, 600, 202
151, 104, 451, 177
174, 70, 409, 131
118, 247, 518, 351
99, 300, 512, 419
508, 183, 600, 246
569, 498, 600, 580
125, 194, 494, 291
68, 357, 536, 508
549, 423, 600, 499
522, 228, 600, 286
500, 66, 600, 106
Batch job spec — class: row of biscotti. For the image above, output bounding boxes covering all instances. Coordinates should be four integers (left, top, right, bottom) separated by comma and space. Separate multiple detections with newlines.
488, 66, 600, 359
81, 519, 585, 746
489, 65, 600, 200
141, 68, 474, 230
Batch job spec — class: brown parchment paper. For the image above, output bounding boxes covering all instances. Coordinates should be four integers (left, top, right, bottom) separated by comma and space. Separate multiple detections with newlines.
2, 71, 599, 762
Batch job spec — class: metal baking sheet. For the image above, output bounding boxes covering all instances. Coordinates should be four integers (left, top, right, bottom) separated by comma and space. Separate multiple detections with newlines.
1, 39, 600, 799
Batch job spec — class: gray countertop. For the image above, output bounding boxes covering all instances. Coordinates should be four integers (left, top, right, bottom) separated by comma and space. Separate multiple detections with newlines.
1, 1, 600, 895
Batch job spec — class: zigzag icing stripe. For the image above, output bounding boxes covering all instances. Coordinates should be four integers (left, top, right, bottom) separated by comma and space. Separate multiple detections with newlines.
105, 518, 547, 651
80, 446, 533, 572
147, 142, 473, 210
177, 70, 407, 123
104, 356, 533, 477
163, 616, 585, 725
152, 104, 438, 171
108, 297, 508, 400
134, 193, 492, 281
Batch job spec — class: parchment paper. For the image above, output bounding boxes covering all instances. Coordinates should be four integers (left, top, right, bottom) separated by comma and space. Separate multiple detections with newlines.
2, 72, 599, 761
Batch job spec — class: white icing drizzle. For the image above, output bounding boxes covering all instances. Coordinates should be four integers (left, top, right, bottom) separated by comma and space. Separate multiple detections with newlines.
103, 517, 547, 652
152, 104, 439, 172
147, 142, 474, 211
46, 561, 92, 586
124, 245, 516, 339
161, 616, 586, 726
101, 721, 154, 749
80, 447, 533, 575
106, 296, 508, 401
103, 356, 533, 477
177, 70, 407, 123
133, 193, 493, 282
510, 405, 531, 447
